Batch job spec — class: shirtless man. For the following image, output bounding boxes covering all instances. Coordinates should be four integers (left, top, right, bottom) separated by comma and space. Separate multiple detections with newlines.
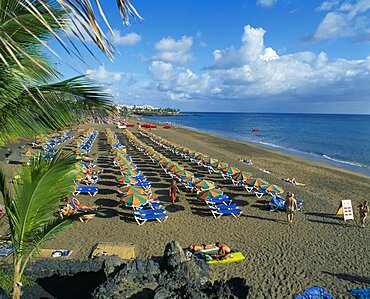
215, 242, 232, 260
187, 243, 217, 252
285, 192, 298, 224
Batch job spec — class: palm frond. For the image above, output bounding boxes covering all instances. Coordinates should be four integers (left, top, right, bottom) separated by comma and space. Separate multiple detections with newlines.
10, 151, 76, 255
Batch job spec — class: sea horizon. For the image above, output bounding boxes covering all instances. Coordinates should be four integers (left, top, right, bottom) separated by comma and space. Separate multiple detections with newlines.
142, 112, 370, 177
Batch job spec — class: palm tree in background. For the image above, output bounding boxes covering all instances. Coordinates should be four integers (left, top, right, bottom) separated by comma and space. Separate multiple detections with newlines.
0, 0, 141, 145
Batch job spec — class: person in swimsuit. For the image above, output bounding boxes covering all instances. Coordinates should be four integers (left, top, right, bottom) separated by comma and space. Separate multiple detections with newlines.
359, 200, 369, 228
215, 242, 232, 260
285, 192, 298, 224
187, 243, 217, 252
169, 180, 180, 205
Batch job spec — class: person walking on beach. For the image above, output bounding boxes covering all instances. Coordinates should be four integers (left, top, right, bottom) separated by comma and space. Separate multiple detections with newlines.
169, 180, 180, 205
285, 192, 297, 224
359, 200, 369, 228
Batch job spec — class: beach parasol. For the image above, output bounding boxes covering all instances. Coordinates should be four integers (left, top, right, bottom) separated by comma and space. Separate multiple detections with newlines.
120, 193, 149, 207
217, 162, 229, 170
195, 180, 217, 190
175, 170, 194, 180
169, 164, 184, 173
197, 188, 224, 200
118, 186, 145, 196
209, 159, 220, 167
116, 176, 138, 185
232, 171, 253, 182
262, 184, 284, 194
222, 166, 241, 175
76, 149, 88, 155
121, 169, 140, 177
182, 176, 201, 185
245, 178, 269, 189
24, 150, 38, 157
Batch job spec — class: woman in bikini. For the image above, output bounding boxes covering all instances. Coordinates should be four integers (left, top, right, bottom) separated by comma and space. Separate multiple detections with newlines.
359, 200, 369, 228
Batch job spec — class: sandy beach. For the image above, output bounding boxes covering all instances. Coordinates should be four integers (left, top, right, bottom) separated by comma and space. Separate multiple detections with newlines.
1, 122, 369, 298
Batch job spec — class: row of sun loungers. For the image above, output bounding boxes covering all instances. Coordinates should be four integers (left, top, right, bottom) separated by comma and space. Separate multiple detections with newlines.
105, 128, 168, 225
139, 129, 285, 199
124, 129, 243, 219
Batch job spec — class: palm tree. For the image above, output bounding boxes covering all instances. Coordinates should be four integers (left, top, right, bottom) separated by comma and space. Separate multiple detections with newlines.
0, 152, 80, 299
0, 0, 141, 145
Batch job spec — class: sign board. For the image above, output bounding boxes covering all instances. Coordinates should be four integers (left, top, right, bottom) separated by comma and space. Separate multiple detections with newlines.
340, 200, 354, 221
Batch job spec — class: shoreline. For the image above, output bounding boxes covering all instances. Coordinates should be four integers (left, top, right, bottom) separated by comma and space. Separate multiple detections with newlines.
142, 118, 370, 177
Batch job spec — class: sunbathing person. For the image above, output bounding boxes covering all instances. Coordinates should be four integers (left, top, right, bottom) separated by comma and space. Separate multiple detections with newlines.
215, 242, 233, 260
79, 172, 93, 184
0, 205, 6, 215
60, 204, 77, 217
283, 177, 306, 186
187, 242, 218, 252
71, 198, 100, 210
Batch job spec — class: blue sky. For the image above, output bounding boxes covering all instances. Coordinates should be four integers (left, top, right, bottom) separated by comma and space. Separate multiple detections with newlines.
57, 0, 370, 113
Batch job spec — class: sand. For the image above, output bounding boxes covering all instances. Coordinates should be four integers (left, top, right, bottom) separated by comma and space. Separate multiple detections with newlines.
1, 122, 369, 298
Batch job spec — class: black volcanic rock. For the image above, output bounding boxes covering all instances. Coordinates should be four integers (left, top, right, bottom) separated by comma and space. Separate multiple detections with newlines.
19, 241, 249, 299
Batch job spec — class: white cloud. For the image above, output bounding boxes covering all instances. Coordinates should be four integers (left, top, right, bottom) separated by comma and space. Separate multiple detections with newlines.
257, 0, 277, 7
208, 25, 370, 99
316, 0, 340, 11
313, 0, 370, 40
149, 61, 173, 81
110, 31, 142, 46
153, 36, 193, 65
86, 65, 122, 85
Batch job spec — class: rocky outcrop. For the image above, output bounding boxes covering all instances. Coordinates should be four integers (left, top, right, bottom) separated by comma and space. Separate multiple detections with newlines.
93, 241, 249, 298
19, 241, 249, 298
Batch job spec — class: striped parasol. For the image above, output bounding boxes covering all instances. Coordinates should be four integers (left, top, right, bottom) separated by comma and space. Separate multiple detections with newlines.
120, 193, 149, 207
197, 188, 224, 200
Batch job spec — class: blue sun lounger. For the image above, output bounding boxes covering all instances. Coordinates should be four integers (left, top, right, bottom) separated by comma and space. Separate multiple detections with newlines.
294, 286, 333, 299
210, 206, 242, 218
73, 185, 99, 196
135, 181, 151, 188
136, 201, 162, 210
134, 208, 166, 215
0, 242, 13, 257
134, 209, 168, 225
349, 288, 370, 299
269, 195, 303, 212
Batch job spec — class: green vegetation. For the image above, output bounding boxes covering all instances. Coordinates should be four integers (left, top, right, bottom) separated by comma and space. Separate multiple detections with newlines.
0, 153, 80, 298
0, 1, 141, 298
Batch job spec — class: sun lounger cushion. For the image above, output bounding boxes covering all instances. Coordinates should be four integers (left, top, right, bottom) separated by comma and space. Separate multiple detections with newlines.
349, 288, 370, 299
73, 185, 98, 196
294, 286, 333, 299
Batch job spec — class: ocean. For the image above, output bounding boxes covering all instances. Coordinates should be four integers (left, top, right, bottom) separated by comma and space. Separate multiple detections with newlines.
142, 113, 370, 176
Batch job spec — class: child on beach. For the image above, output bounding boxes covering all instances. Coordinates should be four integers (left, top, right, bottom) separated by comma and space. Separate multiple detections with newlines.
359, 200, 369, 228
169, 180, 180, 205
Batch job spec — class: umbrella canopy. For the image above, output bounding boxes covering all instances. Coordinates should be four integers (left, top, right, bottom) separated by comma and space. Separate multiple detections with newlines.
197, 188, 224, 200
195, 180, 217, 190
120, 193, 149, 207
232, 171, 253, 182
182, 176, 201, 185
217, 162, 229, 170
24, 150, 38, 157
245, 178, 269, 189
116, 176, 138, 185
120, 163, 135, 170
76, 149, 88, 155
262, 184, 284, 194
121, 169, 139, 177
159, 158, 170, 166
175, 170, 194, 180
118, 186, 145, 195
222, 166, 240, 175
169, 164, 184, 173
210, 159, 220, 167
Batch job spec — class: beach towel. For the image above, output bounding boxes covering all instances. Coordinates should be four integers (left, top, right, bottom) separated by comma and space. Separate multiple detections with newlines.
349, 288, 370, 299
294, 286, 333, 299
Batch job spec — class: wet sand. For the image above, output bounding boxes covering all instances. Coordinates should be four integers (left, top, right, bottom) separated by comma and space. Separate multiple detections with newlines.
1, 123, 369, 298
